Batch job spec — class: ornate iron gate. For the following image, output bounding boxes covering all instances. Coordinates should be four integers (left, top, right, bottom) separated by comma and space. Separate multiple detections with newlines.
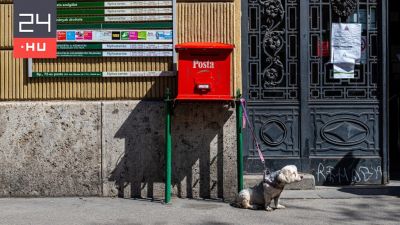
242, 0, 388, 185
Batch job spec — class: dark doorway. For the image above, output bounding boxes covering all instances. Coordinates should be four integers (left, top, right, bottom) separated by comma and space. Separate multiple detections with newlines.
389, 0, 400, 180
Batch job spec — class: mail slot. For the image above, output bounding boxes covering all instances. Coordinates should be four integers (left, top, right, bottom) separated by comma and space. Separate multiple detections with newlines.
175, 42, 234, 100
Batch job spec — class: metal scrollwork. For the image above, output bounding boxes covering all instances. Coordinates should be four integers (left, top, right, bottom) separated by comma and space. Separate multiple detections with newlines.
332, 0, 357, 17
259, 0, 285, 87
263, 57, 284, 87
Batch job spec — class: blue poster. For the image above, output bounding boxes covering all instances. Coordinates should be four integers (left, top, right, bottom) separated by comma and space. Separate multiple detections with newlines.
66, 31, 76, 41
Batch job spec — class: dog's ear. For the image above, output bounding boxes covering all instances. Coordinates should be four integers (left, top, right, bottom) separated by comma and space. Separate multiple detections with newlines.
277, 171, 290, 184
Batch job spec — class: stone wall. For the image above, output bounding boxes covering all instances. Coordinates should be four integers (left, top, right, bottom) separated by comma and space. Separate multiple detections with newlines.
0, 101, 237, 200
0, 102, 102, 196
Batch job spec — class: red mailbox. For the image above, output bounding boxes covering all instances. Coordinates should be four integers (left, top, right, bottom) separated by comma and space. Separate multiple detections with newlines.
175, 42, 234, 100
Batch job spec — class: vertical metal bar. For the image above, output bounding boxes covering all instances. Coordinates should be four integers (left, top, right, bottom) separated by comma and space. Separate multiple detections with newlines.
236, 90, 244, 192
165, 88, 172, 203
240, 0, 249, 174
240, 0, 249, 99
381, 0, 389, 184
299, 0, 311, 171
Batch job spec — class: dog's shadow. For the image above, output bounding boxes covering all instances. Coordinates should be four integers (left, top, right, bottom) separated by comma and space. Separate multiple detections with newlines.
108, 100, 234, 200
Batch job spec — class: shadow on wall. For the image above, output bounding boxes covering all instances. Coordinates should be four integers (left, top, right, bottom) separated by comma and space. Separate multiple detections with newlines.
323, 152, 360, 186
109, 99, 234, 200
314, 151, 385, 186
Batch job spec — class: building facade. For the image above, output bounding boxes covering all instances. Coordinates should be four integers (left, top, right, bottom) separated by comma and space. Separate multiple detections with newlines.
0, 0, 397, 199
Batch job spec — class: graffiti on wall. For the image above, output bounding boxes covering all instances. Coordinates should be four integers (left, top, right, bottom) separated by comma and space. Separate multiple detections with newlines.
315, 162, 382, 185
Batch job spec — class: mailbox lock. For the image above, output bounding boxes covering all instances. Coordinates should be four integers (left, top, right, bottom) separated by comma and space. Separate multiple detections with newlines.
197, 84, 210, 90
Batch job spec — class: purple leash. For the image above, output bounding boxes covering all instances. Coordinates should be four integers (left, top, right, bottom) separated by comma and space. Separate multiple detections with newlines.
240, 98, 268, 173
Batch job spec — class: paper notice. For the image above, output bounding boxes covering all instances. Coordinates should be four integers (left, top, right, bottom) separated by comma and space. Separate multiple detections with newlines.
333, 64, 355, 79
331, 23, 362, 79
331, 23, 362, 64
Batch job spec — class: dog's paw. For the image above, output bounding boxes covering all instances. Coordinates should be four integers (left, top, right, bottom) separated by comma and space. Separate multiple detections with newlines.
265, 206, 274, 211
275, 204, 286, 209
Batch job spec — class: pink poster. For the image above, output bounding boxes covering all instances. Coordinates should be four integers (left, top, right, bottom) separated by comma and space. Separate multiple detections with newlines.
84, 31, 93, 40
129, 31, 138, 40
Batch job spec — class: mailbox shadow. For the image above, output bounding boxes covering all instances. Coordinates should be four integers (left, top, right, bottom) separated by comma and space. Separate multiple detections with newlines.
109, 97, 233, 200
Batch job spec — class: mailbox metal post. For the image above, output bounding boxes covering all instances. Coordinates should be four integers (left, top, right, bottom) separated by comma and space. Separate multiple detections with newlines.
165, 89, 172, 204
236, 90, 244, 192
164, 42, 236, 203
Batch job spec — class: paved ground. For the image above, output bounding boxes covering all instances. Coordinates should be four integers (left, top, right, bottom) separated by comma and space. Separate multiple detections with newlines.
1, 184, 400, 225
282, 181, 400, 199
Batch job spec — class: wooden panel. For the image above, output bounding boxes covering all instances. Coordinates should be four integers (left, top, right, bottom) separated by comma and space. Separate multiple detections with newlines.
233, 0, 242, 93
0, 50, 176, 100
177, 2, 241, 94
177, 2, 234, 43
0, 4, 12, 49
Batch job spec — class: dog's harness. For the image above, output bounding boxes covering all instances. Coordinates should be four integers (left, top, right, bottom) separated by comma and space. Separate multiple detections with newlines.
264, 179, 284, 190
263, 171, 285, 190
240, 98, 271, 176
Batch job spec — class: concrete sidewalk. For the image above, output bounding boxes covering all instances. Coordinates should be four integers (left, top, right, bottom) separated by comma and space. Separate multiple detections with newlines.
1, 183, 400, 225
282, 181, 400, 199
0, 196, 399, 225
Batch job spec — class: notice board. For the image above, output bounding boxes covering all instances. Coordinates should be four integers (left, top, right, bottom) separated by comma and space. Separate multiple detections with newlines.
29, 0, 175, 78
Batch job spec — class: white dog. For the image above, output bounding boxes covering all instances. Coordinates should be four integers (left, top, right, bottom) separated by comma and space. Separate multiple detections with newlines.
232, 165, 303, 211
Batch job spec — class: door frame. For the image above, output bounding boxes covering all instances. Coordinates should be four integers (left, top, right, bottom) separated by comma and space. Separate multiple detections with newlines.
382, 0, 389, 183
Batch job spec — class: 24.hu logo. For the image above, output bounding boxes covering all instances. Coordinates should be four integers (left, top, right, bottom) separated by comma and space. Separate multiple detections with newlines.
13, 0, 57, 58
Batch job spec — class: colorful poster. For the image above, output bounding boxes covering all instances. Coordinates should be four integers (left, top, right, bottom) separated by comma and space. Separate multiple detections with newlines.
57, 31, 66, 41
138, 31, 147, 40
75, 31, 84, 40
84, 31, 93, 40
112, 32, 121, 40
164, 31, 172, 39
57, 30, 172, 42
156, 31, 165, 40
129, 31, 138, 40
66, 31, 76, 40
121, 31, 129, 40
